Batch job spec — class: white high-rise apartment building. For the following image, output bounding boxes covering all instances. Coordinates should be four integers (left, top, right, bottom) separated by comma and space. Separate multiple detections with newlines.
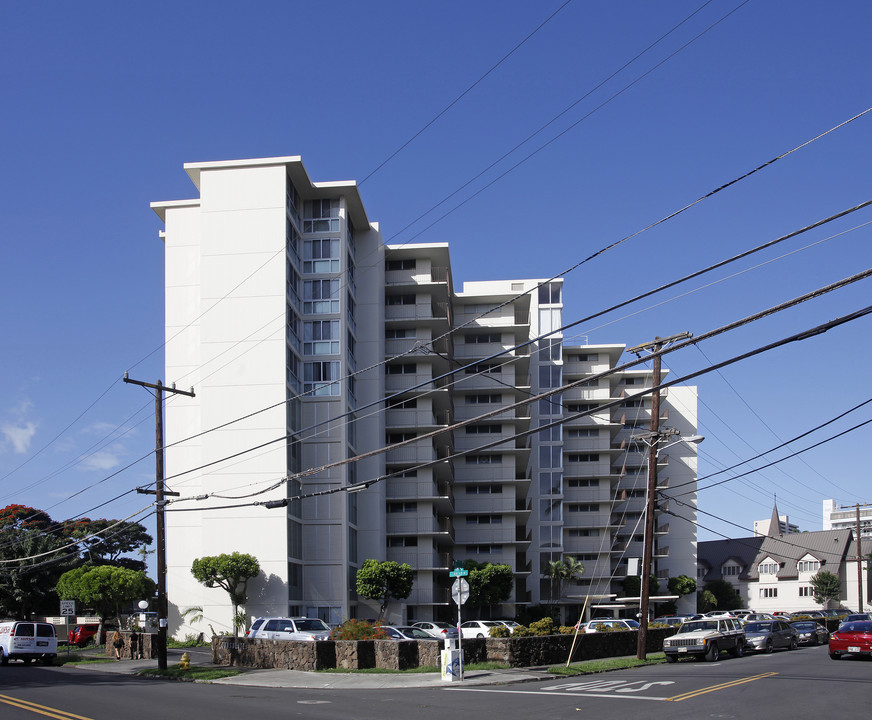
823, 500, 872, 540
151, 156, 700, 635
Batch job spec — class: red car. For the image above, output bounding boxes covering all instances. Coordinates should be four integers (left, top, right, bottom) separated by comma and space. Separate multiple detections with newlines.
68, 624, 112, 647
829, 620, 872, 659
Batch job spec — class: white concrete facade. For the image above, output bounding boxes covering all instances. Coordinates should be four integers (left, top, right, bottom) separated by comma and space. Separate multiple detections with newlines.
151, 155, 700, 637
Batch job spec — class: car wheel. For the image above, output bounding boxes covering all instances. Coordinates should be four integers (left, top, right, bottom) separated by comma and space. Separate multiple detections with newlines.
789, 637, 797, 651
665, 654, 677, 663
0, 650, 6, 666
830, 652, 841, 660
704, 642, 719, 662
476, 633, 484, 638
730, 642, 744, 658
765, 639, 774, 654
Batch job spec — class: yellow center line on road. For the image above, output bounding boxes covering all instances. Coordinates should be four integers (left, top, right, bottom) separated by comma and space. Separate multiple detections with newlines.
666, 672, 778, 702
0, 693, 95, 720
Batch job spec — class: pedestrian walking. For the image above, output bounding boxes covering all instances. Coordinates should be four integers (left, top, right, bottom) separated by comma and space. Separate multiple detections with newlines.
111, 630, 124, 660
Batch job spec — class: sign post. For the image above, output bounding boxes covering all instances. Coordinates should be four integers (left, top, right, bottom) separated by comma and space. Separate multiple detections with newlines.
60, 601, 75, 658
445, 567, 469, 682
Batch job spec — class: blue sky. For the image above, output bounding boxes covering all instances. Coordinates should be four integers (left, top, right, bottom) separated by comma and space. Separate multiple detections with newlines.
2, 0, 871, 567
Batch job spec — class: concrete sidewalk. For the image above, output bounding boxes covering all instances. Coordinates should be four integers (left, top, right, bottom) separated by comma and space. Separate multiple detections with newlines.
69, 648, 559, 688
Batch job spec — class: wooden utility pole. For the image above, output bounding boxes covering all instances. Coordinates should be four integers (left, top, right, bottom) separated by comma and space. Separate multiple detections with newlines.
627, 332, 691, 660
856, 504, 865, 612
124, 374, 194, 669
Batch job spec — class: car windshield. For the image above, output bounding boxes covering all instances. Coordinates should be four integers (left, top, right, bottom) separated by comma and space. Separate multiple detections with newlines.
744, 622, 773, 632
839, 621, 872, 633
677, 621, 717, 633
624, 620, 640, 628
295, 619, 330, 631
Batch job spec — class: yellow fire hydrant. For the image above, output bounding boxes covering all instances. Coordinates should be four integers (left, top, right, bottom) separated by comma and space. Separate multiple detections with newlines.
178, 652, 191, 671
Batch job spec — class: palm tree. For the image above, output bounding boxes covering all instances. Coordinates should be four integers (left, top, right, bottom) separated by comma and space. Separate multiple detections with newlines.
546, 557, 586, 604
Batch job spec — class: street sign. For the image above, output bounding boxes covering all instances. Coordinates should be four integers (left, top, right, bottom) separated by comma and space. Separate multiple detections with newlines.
449, 568, 469, 577
60, 600, 75, 616
451, 578, 470, 605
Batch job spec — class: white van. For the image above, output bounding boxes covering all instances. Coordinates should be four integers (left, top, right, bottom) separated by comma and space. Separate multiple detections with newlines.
0, 621, 58, 665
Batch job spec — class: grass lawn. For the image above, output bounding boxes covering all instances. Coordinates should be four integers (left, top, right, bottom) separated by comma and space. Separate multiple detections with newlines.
547, 654, 666, 675
319, 661, 510, 674
140, 666, 242, 681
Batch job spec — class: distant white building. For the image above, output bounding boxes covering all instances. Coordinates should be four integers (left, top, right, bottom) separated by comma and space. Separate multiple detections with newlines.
823, 500, 872, 540
753, 514, 798, 537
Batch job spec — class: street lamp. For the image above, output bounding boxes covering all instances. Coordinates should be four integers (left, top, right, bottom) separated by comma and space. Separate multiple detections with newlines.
633, 428, 703, 660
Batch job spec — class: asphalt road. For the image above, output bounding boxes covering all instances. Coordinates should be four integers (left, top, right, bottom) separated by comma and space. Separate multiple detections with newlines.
0, 644, 868, 720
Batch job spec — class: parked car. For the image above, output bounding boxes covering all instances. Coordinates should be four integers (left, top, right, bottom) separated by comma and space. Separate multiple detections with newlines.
789, 610, 825, 618
744, 613, 775, 622
820, 608, 852, 618
843, 613, 872, 622
743, 620, 798, 653
703, 611, 736, 618
459, 620, 503, 639
582, 619, 640, 633
662, 617, 746, 663
829, 620, 872, 659
68, 623, 111, 647
246, 617, 331, 641
412, 621, 459, 640
790, 621, 829, 646
495, 620, 521, 633
653, 616, 686, 627
383, 626, 437, 641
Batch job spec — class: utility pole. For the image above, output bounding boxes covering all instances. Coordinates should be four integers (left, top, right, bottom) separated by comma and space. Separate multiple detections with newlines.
627, 332, 691, 661
124, 373, 194, 670
855, 504, 866, 611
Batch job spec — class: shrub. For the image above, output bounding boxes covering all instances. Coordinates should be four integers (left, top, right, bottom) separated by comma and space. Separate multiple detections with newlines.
489, 625, 510, 638
527, 617, 556, 636
330, 619, 387, 640
558, 625, 576, 634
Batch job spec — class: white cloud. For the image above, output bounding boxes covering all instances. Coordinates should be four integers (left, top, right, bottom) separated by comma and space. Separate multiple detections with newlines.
80, 449, 121, 471
1, 422, 37, 454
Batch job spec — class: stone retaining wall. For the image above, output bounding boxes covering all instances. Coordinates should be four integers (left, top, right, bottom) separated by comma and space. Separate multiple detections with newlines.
210, 627, 675, 670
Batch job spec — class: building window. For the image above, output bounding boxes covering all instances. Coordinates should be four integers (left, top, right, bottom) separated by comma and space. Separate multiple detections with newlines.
466, 394, 501, 404
567, 428, 599, 438
799, 586, 813, 597
540, 499, 562, 521
568, 528, 598, 537
567, 453, 599, 463
467, 545, 503, 554
386, 397, 417, 409
797, 560, 820, 573
722, 565, 741, 576
466, 515, 502, 525
537, 338, 562, 361
538, 282, 561, 305
303, 361, 340, 396
465, 455, 502, 464
465, 332, 501, 344
465, 362, 502, 374
566, 403, 597, 413
303, 279, 340, 314
567, 503, 599, 512
570, 353, 598, 362
385, 258, 416, 271
303, 199, 340, 233
303, 320, 340, 355
758, 562, 779, 575
387, 537, 418, 547
386, 294, 415, 305
386, 328, 414, 339
386, 432, 416, 444
759, 588, 778, 598
539, 445, 562, 469
465, 484, 503, 495
303, 238, 340, 273
387, 502, 417, 513
567, 478, 599, 487
466, 424, 502, 434
386, 363, 416, 374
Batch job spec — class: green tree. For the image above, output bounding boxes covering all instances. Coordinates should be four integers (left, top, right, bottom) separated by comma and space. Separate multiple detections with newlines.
191, 552, 261, 635
702, 579, 743, 610
56, 564, 155, 621
355, 559, 414, 619
0, 528, 76, 617
545, 557, 585, 603
464, 560, 513, 611
810, 570, 841, 608
622, 574, 659, 597
668, 574, 697, 597
698, 589, 718, 613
